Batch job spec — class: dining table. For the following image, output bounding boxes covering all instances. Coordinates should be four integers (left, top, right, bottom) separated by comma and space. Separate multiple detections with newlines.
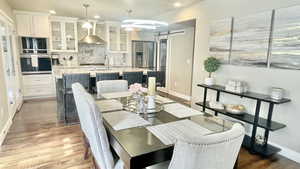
95, 93, 235, 169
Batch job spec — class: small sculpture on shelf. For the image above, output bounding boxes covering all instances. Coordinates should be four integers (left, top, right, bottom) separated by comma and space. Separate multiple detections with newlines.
225, 80, 248, 93
204, 57, 220, 85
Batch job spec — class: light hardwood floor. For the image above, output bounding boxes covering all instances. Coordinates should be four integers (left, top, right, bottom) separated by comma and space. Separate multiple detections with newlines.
0, 99, 299, 169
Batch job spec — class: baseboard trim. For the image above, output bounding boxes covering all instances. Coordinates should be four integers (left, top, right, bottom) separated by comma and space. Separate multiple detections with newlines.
168, 90, 191, 101
0, 115, 13, 146
269, 141, 300, 164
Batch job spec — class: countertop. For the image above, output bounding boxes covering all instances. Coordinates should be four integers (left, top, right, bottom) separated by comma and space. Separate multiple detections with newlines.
52, 66, 151, 78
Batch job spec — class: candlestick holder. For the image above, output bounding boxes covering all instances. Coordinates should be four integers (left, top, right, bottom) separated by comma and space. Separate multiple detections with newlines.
147, 95, 156, 113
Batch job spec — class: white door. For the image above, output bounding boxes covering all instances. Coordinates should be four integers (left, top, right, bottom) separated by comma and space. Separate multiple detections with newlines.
0, 18, 18, 117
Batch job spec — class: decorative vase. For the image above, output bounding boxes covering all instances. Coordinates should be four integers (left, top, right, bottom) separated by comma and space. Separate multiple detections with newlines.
205, 77, 215, 86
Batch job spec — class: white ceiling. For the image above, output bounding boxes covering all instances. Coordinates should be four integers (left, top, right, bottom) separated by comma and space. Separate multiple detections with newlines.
8, 0, 199, 21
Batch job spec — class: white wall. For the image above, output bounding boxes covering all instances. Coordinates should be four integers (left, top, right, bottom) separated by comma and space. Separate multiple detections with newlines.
168, 27, 194, 97
155, 0, 300, 157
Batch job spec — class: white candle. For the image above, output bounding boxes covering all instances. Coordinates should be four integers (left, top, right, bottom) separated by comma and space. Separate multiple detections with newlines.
148, 77, 156, 96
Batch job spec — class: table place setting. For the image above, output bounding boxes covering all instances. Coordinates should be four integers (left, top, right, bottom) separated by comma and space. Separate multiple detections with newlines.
146, 119, 213, 145
103, 111, 151, 131
155, 95, 176, 104
101, 91, 133, 99
164, 103, 204, 118
95, 99, 123, 112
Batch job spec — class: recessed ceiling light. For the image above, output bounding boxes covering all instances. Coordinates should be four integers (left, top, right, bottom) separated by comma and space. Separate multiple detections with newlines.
94, 15, 100, 19
49, 10, 56, 14
173, 2, 182, 8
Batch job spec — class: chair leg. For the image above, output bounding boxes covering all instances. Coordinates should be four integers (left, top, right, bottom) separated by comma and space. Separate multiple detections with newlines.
83, 133, 90, 160
234, 155, 239, 169
92, 156, 99, 169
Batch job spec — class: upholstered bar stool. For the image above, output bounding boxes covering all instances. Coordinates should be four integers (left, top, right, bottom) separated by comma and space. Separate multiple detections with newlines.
62, 73, 90, 123
96, 72, 120, 81
122, 71, 143, 86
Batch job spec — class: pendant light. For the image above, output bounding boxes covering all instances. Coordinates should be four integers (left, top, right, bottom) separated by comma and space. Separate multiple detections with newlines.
82, 4, 93, 29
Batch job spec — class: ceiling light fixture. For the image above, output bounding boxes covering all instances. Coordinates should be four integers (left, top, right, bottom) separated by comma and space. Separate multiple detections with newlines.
121, 10, 168, 31
173, 2, 182, 7
49, 10, 56, 14
121, 24, 157, 30
122, 19, 168, 26
82, 4, 93, 29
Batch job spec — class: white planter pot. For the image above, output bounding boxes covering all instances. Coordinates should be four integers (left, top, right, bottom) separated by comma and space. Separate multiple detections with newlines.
205, 77, 215, 86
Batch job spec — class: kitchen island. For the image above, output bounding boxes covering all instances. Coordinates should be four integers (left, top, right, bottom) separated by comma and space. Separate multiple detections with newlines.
53, 66, 152, 123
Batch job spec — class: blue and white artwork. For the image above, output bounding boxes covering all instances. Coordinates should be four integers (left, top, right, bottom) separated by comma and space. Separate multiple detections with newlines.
209, 18, 232, 63
271, 6, 300, 70
231, 11, 273, 67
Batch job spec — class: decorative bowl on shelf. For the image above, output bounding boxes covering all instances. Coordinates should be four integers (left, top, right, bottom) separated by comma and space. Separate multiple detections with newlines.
225, 104, 246, 115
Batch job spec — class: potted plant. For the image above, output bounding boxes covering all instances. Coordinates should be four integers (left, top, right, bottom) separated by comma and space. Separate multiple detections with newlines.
204, 57, 220, 85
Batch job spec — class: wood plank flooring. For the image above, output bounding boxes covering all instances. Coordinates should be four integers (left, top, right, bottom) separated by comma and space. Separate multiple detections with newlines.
0, 98, 299, 169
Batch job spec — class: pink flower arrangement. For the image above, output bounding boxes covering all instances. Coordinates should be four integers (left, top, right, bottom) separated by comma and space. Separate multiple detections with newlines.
129, 83, 147, 93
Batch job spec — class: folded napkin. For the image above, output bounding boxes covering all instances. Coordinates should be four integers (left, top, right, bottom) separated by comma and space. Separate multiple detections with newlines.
31, 55, 39, 67
96, 99, 123, 112
164, 103, 203, 118
156, 95, 175, 104
147, 119, 213, 145
103, 111, 151, 131
101, 91, 133, 99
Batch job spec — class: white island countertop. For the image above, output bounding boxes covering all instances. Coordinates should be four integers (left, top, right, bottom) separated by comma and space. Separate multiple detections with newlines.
52, 66, 151, 79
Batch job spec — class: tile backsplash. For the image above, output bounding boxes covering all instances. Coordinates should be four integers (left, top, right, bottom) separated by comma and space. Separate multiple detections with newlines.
53, 47, 130, 67
78, 44, 106, 65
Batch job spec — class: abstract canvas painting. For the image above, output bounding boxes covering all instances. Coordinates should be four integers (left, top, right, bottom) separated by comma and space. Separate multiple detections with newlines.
271, 5, 300, 70
209, 18, 232, 63
231, 11, 273, 67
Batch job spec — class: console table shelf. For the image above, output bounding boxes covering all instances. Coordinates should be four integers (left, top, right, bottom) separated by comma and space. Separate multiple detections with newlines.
196, 102, 286, 131
196, 83, 291, 156
197, 84, 291, 104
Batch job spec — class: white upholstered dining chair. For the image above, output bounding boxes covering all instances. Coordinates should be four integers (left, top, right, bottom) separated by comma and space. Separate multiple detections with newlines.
167, 123, 245, 169
97, 80, 128, 97
72, 83, 92, 159
73, 83, 123, 169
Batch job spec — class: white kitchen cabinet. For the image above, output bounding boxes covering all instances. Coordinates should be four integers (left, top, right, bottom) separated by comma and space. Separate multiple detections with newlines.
106, 22, 128, 53
32, 15, 50, 38
22, 74, 55, 99
14, 11, 50, 37
50, 16, 78, 52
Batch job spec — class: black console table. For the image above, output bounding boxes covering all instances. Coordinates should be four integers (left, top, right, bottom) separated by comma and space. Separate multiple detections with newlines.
196, 84, 291, 156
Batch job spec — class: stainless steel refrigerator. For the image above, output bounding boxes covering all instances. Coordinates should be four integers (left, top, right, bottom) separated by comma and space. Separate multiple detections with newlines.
132, 41, 156, 69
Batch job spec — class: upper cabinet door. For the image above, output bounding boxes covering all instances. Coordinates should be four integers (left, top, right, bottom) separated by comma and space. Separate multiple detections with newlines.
15, 14, 32, 37
120, 28, 128, 52
49, 17, 78, 52
15, 11, 50, 37
106, 22, 128, 53
108, 25, 118, 51
50, 21, 63, 51
65, 22, 77, 51
32, 15, 50, 38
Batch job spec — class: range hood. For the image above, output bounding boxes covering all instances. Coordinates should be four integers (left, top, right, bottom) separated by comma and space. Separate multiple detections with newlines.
79, 22, 106, 45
